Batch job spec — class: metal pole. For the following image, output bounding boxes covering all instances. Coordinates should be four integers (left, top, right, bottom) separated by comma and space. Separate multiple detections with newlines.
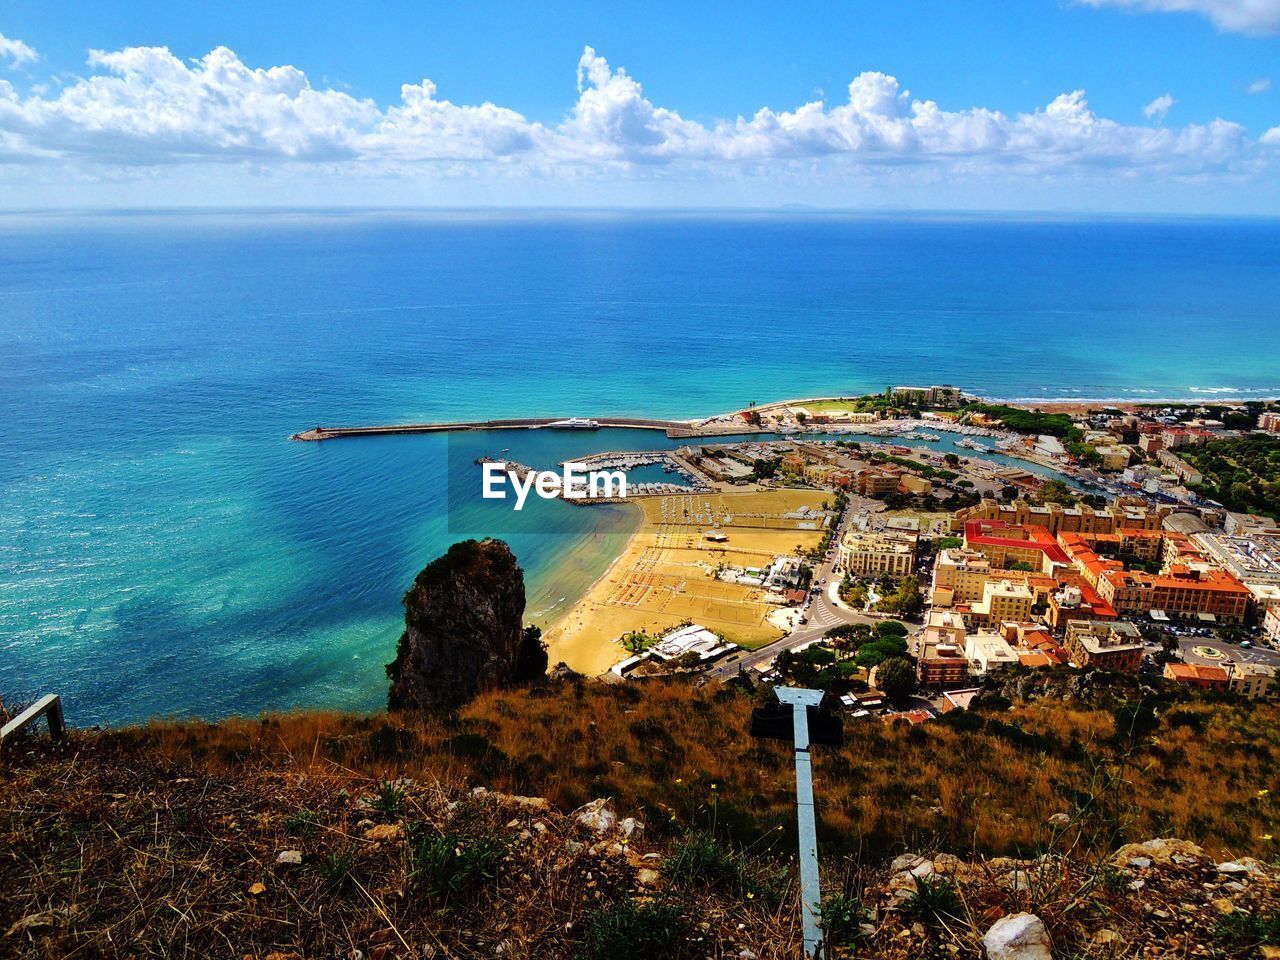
777, 688, 824, 959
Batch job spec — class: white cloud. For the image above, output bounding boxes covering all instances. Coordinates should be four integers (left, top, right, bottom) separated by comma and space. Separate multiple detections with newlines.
1144, 93, 1176, 120
0, 32, 38, 66
1077, 0, 1280, 35
0, 42, 1272, 189
1248, 77, 1272, 93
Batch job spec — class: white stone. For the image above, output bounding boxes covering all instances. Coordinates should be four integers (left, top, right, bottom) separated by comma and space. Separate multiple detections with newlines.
983, 913, 1052, 960
275, 850, 303, 866
573, 798, 617, 834
890, 853, 926, 875
1217, 859, 1264, 876
1127, 857, 1152, 869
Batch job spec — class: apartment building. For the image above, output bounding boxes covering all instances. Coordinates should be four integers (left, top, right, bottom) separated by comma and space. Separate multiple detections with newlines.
1098, 566, 1251, 623
1229, 663, 1277, 700
839, 531, 916, 578
916, 610, 970, 688
963, 630, 1021, 675
890, 384, 962, 408
1063, 620, 1144, 672
963, 520, 1071, 573
1156, 448, 1203, 486
1094, 445, 1131, 471
952, 498, 1174, 536
965, 578, 1035, 626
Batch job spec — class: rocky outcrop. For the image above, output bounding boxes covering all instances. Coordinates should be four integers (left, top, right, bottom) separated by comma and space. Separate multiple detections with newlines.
975, 666, 1162, 708
386, 539, 547, 713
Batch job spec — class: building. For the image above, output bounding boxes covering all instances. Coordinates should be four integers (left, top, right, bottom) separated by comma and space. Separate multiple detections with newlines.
1230, 515, 1280, 539
916, 611, 970, 688
890, 384, 962, 408
931, 548, 994, 605
963, 631, 1020, 675
1260, 411, 1280, 435
1160, 427, 1213, 449
1163, 662, 1230, 690
966, 578, 1035, 626
1046, 579, 1117, 630
940, 688, 982, 713
1094, 445, 1132, 471
1192, 533, 1280, 587
840, 531, 916, 578
1070, 528, 1165, 562
1267, 607, 1280, 645
1228, 663, 1277, 700
857, 468, 901, 498
1156, 449, 1203, 486
763, 556, 805, 593
611, 623, 737, 677
898, 474, 933, 496
952, 498, 1174, 537
1138, 434, 1165, 456
1064, 620, 1144, 672
916, 637, 969, 689
1098, 565, 1251, 623
1059, 531, 1251, 623
963, 520, 1071, 572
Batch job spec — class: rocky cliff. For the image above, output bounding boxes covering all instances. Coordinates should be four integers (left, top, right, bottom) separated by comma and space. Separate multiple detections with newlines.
386, 538, 547, 712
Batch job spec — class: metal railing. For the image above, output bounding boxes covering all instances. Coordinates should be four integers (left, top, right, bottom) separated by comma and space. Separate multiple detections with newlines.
1, 694, 66, 746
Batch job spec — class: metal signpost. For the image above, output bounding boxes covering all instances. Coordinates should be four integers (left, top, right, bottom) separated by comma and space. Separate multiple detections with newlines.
750, 686, 842, 960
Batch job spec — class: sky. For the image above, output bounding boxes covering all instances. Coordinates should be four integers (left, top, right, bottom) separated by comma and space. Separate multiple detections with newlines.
1, 0, 1280, 212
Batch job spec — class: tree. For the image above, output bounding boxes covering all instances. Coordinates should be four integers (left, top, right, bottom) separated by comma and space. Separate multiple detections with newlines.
878, 575, 924, 619
621, 631, 652, 655
1035, 480, 1078, 506
943, 453, 960, 468
876, 619, 908, 639
876, 657, 916, 707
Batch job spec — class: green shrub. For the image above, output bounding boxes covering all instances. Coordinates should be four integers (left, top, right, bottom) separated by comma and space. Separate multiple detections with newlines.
1214, 910, 1280, 948
410, 829, 506, 901
372, 781, 405, 817
819, 892, 869, 947
283, 809, 321, 836
576, 899, 688, 960
905, 875, 964, 924
315, 847, 357, 894
665, 831, 782, 903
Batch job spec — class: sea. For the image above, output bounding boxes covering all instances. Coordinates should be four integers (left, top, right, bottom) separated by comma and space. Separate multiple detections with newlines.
2, 210, 1279, 725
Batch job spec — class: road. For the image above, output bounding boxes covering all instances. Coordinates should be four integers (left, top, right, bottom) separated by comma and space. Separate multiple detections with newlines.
706, 505, 882, 680
1177, 636, 1280, 669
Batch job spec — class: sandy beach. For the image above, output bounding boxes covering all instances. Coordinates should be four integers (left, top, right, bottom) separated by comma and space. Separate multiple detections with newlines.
542, 488, 830, 675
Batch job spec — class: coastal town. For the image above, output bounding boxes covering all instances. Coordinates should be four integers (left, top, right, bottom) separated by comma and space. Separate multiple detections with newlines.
512, 386, 1280, 717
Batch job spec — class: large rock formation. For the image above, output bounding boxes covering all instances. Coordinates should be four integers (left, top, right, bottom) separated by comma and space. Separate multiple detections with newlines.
386, 538, 547, 713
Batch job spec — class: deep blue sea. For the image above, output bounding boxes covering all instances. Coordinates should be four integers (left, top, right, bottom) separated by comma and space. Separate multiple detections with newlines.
3, 211, 1279, 724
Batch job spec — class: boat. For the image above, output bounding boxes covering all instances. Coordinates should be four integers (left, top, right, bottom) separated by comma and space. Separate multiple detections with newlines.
547, 417, 601, 430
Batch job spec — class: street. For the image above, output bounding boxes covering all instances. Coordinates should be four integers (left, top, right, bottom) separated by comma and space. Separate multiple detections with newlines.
706, 504, 882, 680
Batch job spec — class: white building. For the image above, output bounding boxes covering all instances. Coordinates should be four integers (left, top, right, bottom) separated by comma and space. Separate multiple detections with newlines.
963, 631, 1021, 675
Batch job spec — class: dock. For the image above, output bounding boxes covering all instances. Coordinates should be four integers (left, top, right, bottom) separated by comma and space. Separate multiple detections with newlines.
291, 416, 767, 442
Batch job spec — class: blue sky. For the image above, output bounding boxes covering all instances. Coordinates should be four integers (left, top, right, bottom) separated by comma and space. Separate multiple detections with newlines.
1, 0, 1279, 211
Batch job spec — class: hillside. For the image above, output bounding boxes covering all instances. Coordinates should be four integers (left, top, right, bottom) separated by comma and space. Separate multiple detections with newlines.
4, 676, 1280, 957
1179, 435, 1280, 521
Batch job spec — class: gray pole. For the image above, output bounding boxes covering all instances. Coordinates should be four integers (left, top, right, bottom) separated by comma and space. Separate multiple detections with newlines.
777, 687, 825, 959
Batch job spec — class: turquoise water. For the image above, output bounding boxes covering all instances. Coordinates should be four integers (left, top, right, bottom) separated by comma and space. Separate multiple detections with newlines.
2, 210, 1278, 724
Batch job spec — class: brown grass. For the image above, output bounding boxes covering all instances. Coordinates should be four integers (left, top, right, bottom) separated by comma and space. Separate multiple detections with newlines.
63, 678, 1280, 862
3, 678, 1280, 958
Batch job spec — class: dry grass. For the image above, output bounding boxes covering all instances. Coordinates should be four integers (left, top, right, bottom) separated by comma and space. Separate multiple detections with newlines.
3, 678, 1280, 958
48, 678, 1280, 862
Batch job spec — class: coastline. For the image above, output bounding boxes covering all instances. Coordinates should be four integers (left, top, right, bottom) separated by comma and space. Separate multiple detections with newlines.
537, 502, 642, 675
